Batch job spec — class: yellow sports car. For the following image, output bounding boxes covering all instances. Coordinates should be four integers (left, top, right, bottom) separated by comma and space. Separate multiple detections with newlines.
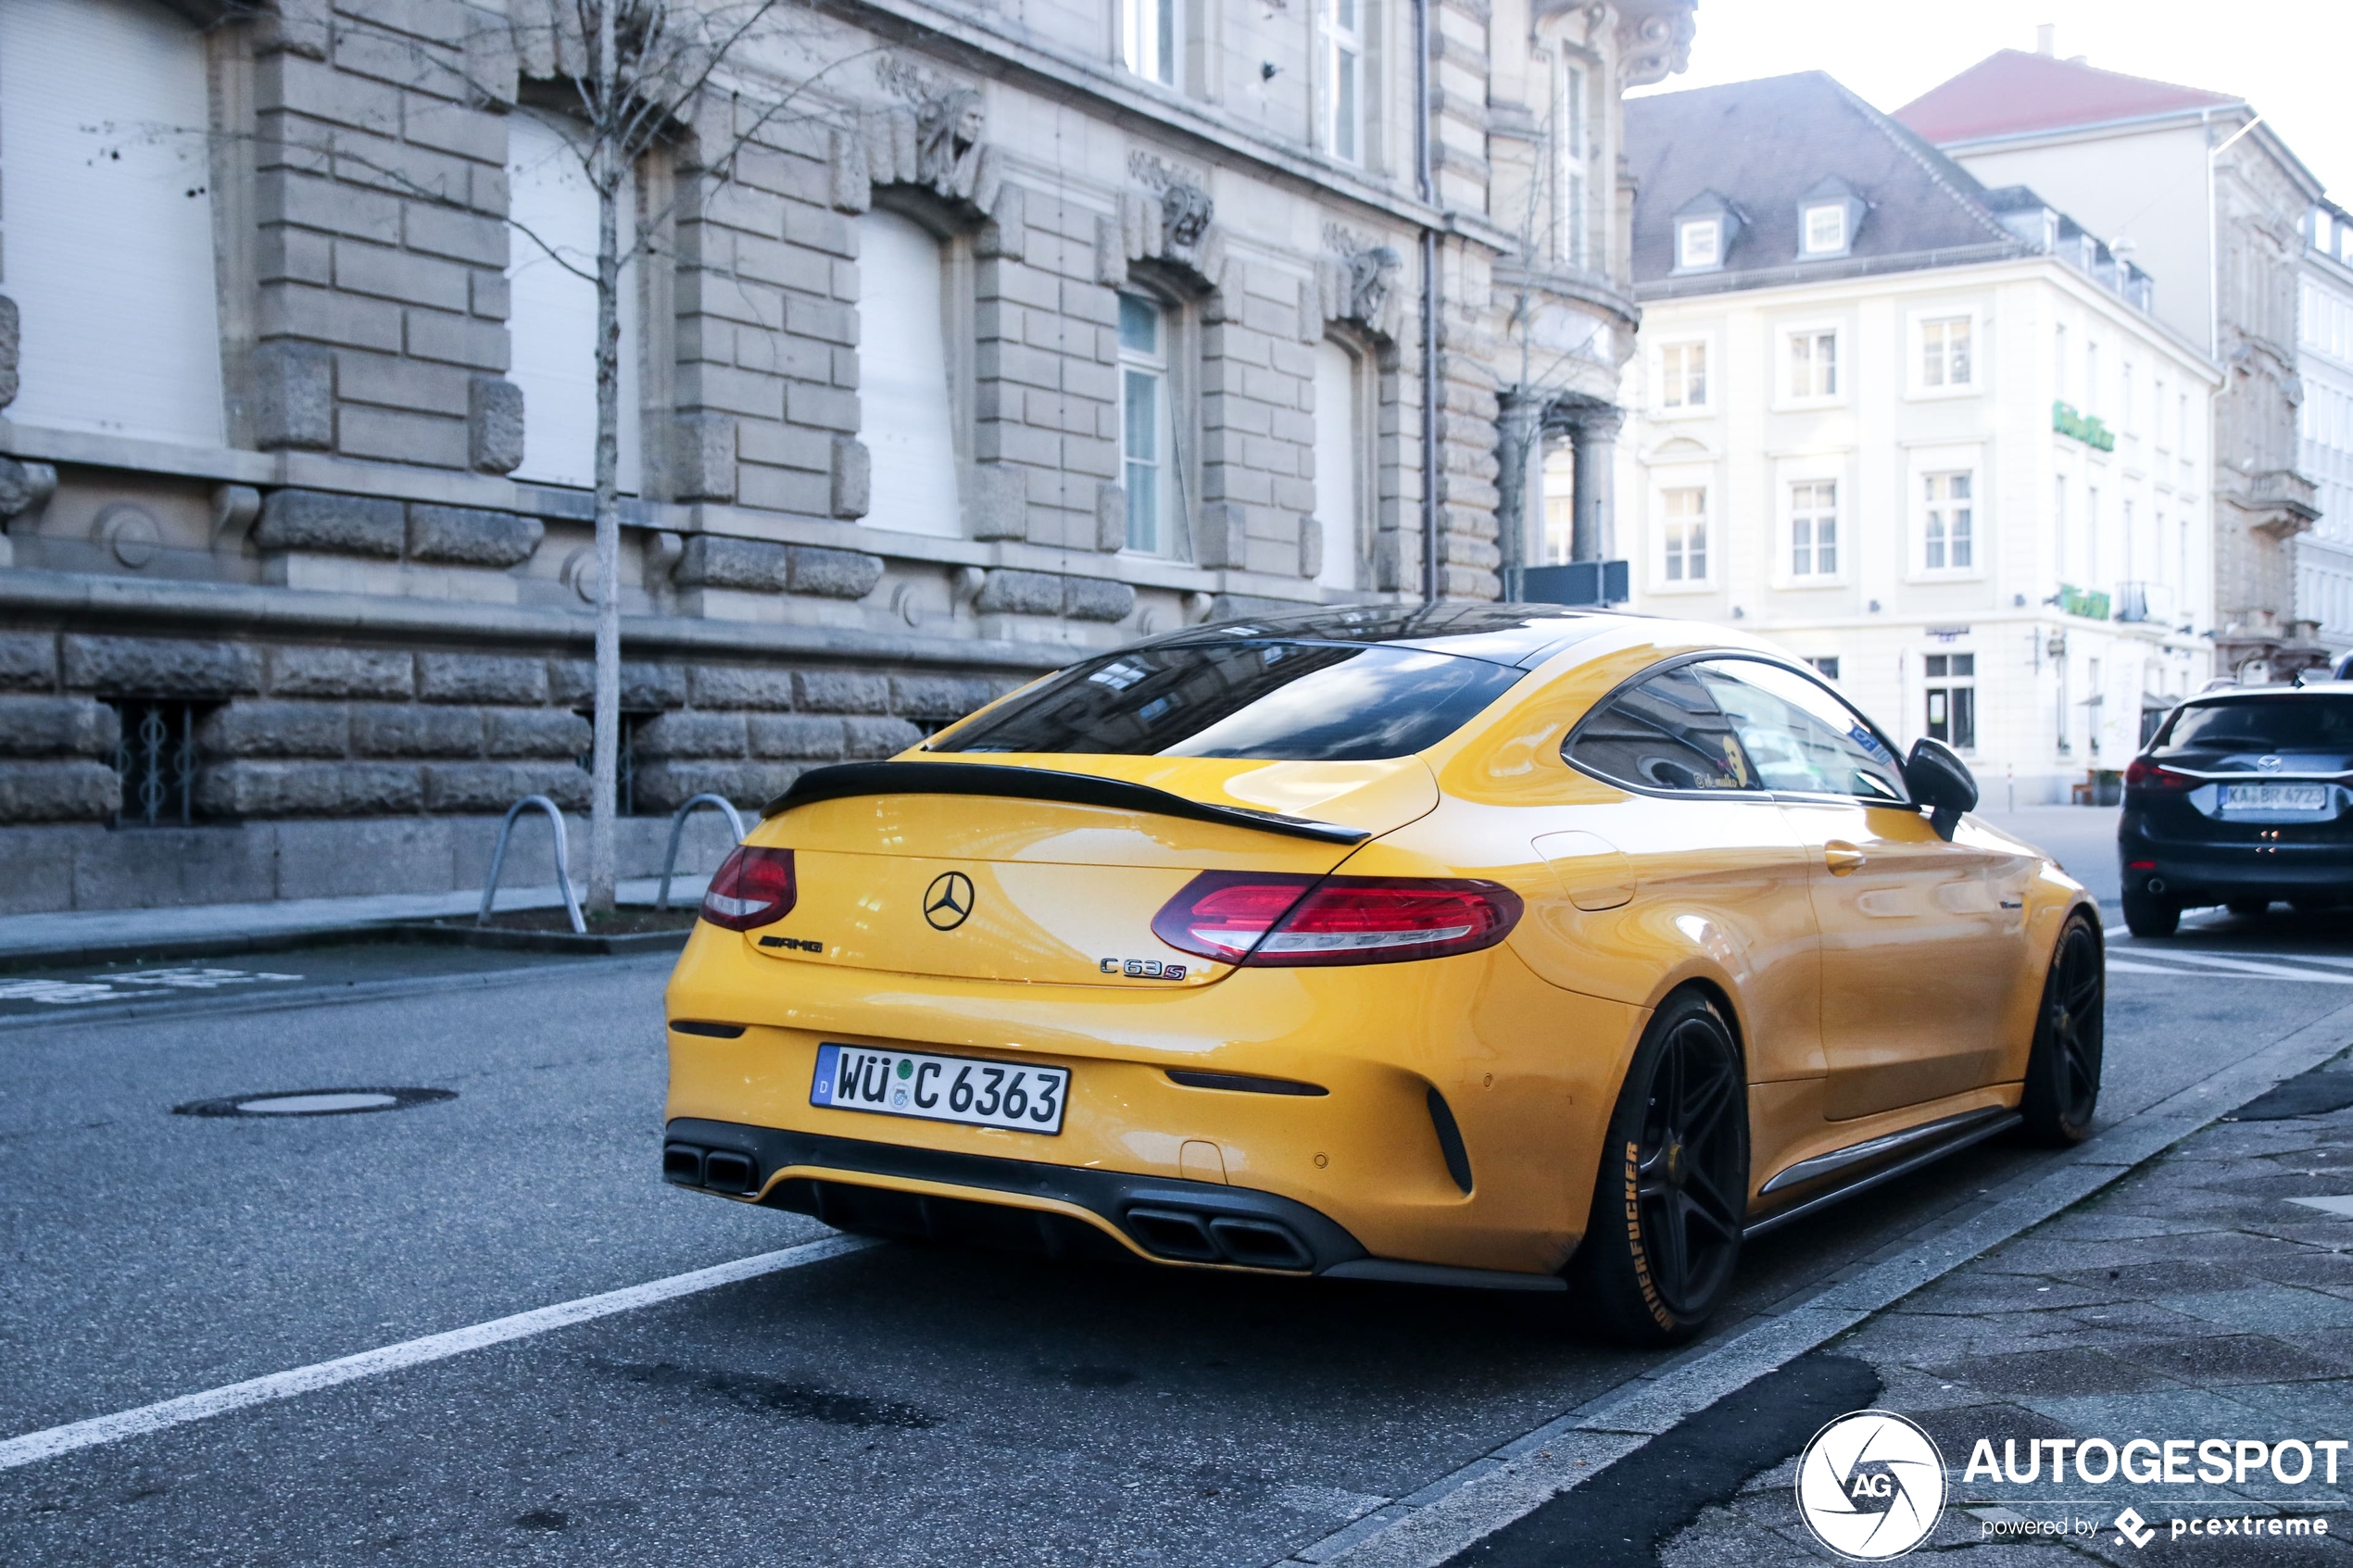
662, 607, 2103, 1342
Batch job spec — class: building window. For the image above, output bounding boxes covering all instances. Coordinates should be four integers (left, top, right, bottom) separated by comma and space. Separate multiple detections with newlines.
861, 208, 963, 538
1789, 330, 1838, 399
2121, 359, 2136, 433
508, 111, 643, 491
1806, 656, 1841, 681
1662, 486, 1707, 583
1801, 203, 1846, 255
1677, 219, 1721, 271
1541, 447, 1575, 564
1119, 294, 1176, 553
2053, 474, 2069, 580
2084, 341, 2100, 415
1924, 655, 1975, 750
1325, 0, 1363, 163
1923, 471, 1973, 571
2086, 484, 2101, 583
108, 698, 206, 827
0, 0, 225, 446
2154, 374, 2170, 448
1790, 480, 1837, 578
2053, 323, 2069, 403
1123, 0, 1178, 86
1660, 341, 1706, 410
1921, 317, 1972, 388
1312, 338, 1364, 589
1556, 58, 1588, 269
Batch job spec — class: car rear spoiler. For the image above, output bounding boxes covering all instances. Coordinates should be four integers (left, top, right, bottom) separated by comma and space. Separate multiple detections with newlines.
761, 761, 1371, 846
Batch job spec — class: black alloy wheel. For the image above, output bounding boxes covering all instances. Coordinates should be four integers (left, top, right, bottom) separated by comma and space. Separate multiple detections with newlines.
2020, 914, 2104, 1146
1570, 991, 1748, 1345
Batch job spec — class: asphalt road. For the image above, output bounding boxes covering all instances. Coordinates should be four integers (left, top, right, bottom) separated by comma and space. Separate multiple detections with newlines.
1, 901, 2347, 1566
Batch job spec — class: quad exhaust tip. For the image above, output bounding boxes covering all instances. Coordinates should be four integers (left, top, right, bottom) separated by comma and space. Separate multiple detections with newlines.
664, 1141, 759, 1195
1124, 1205, 1314, 1271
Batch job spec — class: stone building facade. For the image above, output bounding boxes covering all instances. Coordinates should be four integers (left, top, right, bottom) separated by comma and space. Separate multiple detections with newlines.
2296, 200, 2353, 660
0, 0, 1692, 913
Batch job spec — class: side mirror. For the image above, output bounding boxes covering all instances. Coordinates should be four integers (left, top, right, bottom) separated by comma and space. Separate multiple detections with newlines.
1904, 737, 1978, 841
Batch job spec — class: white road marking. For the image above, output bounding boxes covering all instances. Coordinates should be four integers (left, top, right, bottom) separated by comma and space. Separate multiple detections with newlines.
0, 968, 306, 1007
2107, 955, 2353, 984
2289, 1195, 2353, 1219
0, 1233, 876, 1472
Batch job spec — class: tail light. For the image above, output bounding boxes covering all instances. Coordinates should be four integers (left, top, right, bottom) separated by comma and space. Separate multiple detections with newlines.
700, 847, 797, 930
2122, 758, 2197, 791
1152, 872, 1523, 968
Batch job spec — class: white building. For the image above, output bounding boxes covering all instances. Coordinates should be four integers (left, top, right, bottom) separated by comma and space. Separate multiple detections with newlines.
1619, 73, 2220, 804
2299, 200, 2353, 659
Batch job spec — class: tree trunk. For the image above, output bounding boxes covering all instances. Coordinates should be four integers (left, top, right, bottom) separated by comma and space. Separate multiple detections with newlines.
1493, 391, 1541, 602
587, 1, 622, 914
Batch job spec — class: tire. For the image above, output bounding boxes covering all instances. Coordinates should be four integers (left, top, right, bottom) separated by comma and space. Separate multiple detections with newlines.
2226, 897, 2270, 918
1568, 990, 1749, 1347
2120, 889, 2179, 938
2020, 913, 2104, 1147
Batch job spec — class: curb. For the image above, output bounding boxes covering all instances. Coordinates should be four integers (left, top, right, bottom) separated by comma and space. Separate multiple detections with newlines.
1282, 998, 2353, 1568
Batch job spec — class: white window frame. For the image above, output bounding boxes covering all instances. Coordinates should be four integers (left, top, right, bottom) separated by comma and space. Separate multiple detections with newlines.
1778, 322, 1843, 408
1801, 203, 1846, 256
1676, 219, 1721, 272
1922, 652, 1978, 753
1117, 291, 1180, 556
1323, 0, 1364, 165
1555, 56, 1589, 270
1122, 0, 1178, 87
1651, 471, 1713, 592
1912, 450, 1982, 580
1654, 335, 1710, 417
1909, 307, 1980, 398
1780, 466, 1844, 587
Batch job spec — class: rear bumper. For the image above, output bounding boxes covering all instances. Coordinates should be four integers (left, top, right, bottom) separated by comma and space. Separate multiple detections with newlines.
2120, 825, 2353, 902
663, 1116, 1564, 1290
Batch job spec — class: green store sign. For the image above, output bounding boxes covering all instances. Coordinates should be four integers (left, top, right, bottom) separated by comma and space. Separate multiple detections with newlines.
2053, 400, 2116, 451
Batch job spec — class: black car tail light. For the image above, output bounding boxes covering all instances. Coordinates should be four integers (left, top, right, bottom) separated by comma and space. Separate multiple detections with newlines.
701, 846, 797, 931
2122, 759, 2197, 791
1151, 872, 1522, 967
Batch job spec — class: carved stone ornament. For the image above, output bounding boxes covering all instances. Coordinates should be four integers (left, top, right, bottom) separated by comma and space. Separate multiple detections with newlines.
1616, 0, 1696, 88
1345, 245, 1402, 326
917, 87, 990, 203
1161, 181, 1214, 254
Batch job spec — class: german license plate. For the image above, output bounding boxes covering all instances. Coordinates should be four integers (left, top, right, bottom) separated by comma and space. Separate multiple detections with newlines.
810, 1043, 1068, 1135
2221, 784, 2328, 812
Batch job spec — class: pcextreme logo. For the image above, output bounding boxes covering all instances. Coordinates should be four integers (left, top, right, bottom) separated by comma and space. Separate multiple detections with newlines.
1795, 1410, 1949, 1560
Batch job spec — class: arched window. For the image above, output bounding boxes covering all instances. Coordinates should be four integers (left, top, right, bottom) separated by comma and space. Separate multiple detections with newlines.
859, 207, 962, 537
0, 0, 224, 445
1312, 338, 1365, 589
506, 111, 641, 491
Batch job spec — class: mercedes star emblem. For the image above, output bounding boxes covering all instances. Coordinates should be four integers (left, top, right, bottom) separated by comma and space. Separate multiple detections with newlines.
923, 872, 975, 931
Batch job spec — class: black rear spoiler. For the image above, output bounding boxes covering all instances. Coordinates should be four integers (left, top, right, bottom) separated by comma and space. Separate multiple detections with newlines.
761, 761, 1370, 846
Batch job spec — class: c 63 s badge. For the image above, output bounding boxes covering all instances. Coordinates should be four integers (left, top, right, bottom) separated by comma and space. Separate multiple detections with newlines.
1101, 958, 1189, 981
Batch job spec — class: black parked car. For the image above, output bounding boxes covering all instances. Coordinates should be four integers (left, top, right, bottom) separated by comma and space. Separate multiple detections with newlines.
2119, 684, 2353, 936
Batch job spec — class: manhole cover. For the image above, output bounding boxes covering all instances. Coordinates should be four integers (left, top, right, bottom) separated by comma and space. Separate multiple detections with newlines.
174, 1087, 457, 1119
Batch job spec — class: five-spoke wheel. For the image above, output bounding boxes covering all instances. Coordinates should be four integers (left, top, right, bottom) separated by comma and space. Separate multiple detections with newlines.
2020, 913, 2104, 1146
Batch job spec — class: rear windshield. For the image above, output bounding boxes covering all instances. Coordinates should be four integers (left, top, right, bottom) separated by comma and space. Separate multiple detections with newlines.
931, 641, 1526, 760
2157, 697, 2353, 755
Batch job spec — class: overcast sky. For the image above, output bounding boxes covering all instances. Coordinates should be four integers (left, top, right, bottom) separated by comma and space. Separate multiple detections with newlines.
1631, 2, 2347, 205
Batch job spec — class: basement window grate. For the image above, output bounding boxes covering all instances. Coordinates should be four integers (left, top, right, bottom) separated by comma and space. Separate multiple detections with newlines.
109, 699, 207, 827
575, 710, 649, 815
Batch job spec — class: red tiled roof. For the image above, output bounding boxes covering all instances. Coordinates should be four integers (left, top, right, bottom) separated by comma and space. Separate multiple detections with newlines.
1894, 50, 2238, 144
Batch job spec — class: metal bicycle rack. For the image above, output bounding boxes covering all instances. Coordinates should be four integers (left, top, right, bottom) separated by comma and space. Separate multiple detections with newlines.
478, 794, 586, 934
657, 792, 748, 909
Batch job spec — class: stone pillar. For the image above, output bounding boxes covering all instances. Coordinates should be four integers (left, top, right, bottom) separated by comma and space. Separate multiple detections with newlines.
1570, 410, 1621, 564
1491, 391, 1543, 600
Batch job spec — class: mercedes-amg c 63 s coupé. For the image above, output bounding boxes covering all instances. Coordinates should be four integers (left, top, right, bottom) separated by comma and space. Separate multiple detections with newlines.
661, 606, 2105, 1342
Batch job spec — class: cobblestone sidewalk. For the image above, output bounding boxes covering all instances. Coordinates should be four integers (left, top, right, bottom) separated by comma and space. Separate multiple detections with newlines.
1664, 1050, 2353, 1564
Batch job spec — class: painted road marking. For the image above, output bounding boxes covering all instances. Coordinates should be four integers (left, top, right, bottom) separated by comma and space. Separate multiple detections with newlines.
0, 967, 304, 1007
2108, 955, 2353, 985
0, 1234, 876, 1472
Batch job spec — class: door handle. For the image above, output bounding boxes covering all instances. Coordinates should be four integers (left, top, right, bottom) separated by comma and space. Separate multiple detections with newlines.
1824, 842, 1866, 876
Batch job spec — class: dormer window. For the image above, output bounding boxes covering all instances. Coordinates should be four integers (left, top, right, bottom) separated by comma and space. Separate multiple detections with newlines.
1794, 177, 1863, 259
1670, 191, 1741, 274
1678, 219, 1721, 270
1802, 203, 1846, 255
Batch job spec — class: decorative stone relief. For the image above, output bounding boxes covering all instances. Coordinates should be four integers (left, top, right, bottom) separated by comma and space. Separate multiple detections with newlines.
838, 70, 1003, 218
1616, 0, 1697, 88
1126, 153, 1218, 277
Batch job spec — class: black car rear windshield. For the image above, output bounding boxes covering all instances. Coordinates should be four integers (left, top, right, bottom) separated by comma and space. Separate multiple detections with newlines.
2158, 696, 2353, 755
932, 641, 1526, 760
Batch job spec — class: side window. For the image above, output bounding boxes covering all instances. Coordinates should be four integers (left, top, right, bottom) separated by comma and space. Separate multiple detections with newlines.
1692, 660, 1907, 803
1566, 666, 1756, 793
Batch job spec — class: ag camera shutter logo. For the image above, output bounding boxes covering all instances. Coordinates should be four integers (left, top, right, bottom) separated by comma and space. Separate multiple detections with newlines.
1795, 1410, 1948, 1560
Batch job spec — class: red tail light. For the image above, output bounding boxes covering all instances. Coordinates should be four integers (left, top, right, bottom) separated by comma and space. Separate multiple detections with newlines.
1152, 872, 1523, 968
700, 847, 797, 930
2122, 758, 2197, 791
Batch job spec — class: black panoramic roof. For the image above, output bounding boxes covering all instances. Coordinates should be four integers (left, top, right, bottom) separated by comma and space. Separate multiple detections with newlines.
1137, 604, 1619, 668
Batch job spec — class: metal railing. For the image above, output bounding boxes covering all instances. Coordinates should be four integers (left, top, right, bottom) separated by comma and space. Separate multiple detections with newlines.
478, 795, 585, 935
657, 793, 747, 910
